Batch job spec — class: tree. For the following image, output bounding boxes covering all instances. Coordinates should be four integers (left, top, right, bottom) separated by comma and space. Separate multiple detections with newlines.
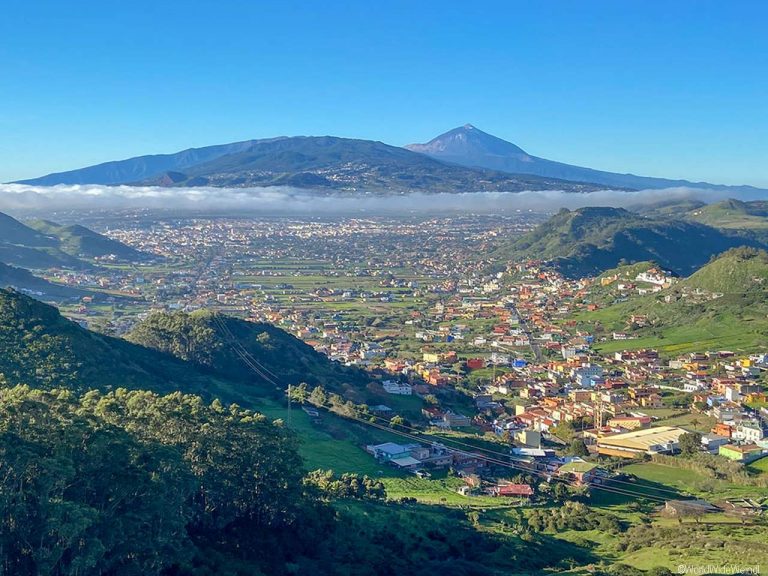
423, 394, 439, 406
689, 417, 701, 431
552, 481, 571, 502
390, 415, 411, 431
568, 438, 590, 457
289, 382, 309, 403
678, 431, 702, 456
309, 385, 328, 406
552, 420, 576, 442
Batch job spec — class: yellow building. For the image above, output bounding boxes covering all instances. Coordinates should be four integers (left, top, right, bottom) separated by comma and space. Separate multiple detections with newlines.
597, 426, 688, 459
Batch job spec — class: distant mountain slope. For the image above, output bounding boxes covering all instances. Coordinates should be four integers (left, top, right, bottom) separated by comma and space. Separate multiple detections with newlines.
15, 135, 614, 194
0, 262, 89, 300
15, 140, 262, 186
0, 211, 58, 247
497, 206, 764, 278
26, 219, 149, 260
0, 210, 146, 269
686, 199, 768, 230
0, 243, 83, 270
407, 124, 766, 194
632, 198, 708, 218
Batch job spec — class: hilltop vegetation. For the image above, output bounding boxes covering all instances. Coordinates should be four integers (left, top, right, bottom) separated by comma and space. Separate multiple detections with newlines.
0, 386, 305, 576
127, 310, 369, 399
498, 206, 764, 278
0, 289, 362, 405
0, 288, 218, 394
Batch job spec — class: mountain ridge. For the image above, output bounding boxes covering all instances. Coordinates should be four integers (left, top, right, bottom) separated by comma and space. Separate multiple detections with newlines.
16, 135, 611, 194
407, 125, 766, 194
497, 206, 766, 278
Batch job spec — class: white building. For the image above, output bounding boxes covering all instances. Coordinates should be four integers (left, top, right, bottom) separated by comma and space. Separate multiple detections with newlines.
734, 421, 765, 444
382, 380, 413, 395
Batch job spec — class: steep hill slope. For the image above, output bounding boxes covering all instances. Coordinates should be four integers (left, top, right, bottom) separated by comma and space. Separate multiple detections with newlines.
16, 135, 612, 193
497, 207, 763, 278
0, 290, 366, 404
407, 125, 767, 194
0, 288, 217, 394
126, 309, 369, 400
682, 246, 768, 293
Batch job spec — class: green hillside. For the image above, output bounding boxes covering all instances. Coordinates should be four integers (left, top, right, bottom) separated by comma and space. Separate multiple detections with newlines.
683, 246, 768, 293
575, 248, 768, 353
0, 290, 366, 406
498, 206, 764, 278
0, 288, 222, 395
634, 198, 707, 218
687, 198, 768, 230
126, 310, 369, 400
27, 219, 149, 260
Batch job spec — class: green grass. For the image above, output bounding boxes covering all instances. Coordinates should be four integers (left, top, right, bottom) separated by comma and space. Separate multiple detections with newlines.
381, 474, 512, 507
748, 456, 768, 475
622, 462, 768, 500
256, 401, 400, 475
654, 412, 716, 430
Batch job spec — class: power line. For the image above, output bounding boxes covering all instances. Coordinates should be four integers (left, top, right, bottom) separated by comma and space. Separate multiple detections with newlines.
338, 410, 675, 504
358, 410, 687, 497
210, 312, 759, 514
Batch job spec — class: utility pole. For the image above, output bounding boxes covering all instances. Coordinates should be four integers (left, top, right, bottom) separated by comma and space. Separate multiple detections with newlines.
287, 383, 292, 427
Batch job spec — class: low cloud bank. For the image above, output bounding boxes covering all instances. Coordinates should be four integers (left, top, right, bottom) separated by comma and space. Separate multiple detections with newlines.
0, 183, 762, 216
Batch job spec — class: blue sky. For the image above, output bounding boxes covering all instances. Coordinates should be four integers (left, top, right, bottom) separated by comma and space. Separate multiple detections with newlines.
1, 0, 766, 186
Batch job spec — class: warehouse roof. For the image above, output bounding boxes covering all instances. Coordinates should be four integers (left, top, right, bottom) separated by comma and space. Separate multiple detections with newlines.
598, 426, 687, 451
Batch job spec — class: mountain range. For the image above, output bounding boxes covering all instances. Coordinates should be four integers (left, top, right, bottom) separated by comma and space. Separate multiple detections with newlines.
15, 136, 607, 194
16, 125, 764, 195
406, 125, 765, 194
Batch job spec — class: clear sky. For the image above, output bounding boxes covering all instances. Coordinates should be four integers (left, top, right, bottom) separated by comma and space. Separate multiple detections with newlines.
1, 0, 766, 186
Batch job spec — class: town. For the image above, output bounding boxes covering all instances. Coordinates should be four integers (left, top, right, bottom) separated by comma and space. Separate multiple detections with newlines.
28, 210, 767, 520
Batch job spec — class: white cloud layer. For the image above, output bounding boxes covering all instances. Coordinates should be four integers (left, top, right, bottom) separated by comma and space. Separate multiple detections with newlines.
0, 183, 764, 215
